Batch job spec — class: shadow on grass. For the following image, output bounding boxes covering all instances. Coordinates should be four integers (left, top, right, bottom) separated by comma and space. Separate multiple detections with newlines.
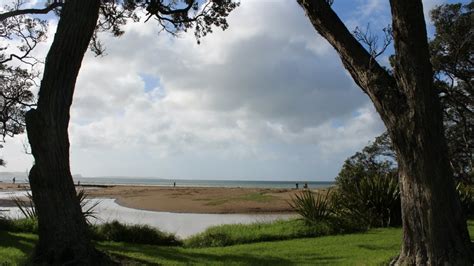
100, 243, 293, 265
0, 231, 36, 264
99, 242, 346, 265
0, 231, 36, 253
357, 243, 399, 251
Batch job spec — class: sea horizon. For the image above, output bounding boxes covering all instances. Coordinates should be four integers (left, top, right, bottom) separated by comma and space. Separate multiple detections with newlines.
0, 173, 334, 189
75, 177, 335, 189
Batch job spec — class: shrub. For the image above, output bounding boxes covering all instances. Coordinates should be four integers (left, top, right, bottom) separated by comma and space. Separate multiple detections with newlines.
12, 191, 36, 220
456, 182, 474, 218
185, 219, 334, 248
77, 189, 100, 223
288, 190, 332, 225
91, 220, 181, 246
0, 218, 38, 233
287, 189, 366, 233
10, 188, 99, 223
333, 174, 401, 228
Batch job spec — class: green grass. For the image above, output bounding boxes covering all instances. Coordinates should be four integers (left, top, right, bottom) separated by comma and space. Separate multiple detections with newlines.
0, 231, 36, 265
0, 218, 179, 246
185, 219, 335, 247
0, 228, 401, 265
90, 220, 180, 246
100, 228, 404, 265
0, 218, 37, 233
1, 221, 473, 265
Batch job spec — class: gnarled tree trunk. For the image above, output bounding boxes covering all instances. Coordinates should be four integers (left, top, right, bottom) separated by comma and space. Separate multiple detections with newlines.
297, 0, 473, 264
25, 0, 105, 264
389, 1, 472, 264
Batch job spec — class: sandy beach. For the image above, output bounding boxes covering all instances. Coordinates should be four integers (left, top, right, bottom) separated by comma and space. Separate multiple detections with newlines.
0, 182, 321, 214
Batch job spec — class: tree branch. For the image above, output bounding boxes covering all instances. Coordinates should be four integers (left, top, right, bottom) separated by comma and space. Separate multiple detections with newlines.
0, 2, 62, 21
153, 1, 194, 15
297, 0, 407, 123
389, 0, 434, 102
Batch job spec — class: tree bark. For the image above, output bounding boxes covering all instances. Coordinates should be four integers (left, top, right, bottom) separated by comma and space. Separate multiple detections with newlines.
297, 0, 473, 264
388, 1, 472, 264
25, 0, 107, 264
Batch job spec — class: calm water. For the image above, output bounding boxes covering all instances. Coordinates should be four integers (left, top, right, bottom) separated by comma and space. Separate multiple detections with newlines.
0, 175, 334, 189
0, 191, 294, 238
73, 177, 334, 189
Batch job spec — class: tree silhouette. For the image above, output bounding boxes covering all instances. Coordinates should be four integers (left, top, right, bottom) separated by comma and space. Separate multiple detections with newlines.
297, 0, 472, 264
0, 0, 238, 263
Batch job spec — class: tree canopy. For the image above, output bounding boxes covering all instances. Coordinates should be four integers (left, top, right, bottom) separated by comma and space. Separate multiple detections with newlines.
341, 2, 473, 183
0, 0, 238, 165
0, 0, 239, 263
430, 2, 473, 180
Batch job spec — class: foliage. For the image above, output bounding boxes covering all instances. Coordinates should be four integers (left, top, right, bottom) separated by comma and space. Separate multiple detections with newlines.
456, 183, 474, 218
287, 189, 367, 233
430, 2, 473, 182
11, 191, 36, 219
339, 2, 472, 190
334, 132, 401, 228
184, 219, 334, 248
77, 189, 100, 224
10, 188, 99, 222
337, 2, 473, 187
288, 190, 332, 225
336, 132, 396, 193
0, 217, 181, 247
333, 174, 401, 228
0, 217, 37, 233
90, 220, 180, 246
0, 1, 40, 154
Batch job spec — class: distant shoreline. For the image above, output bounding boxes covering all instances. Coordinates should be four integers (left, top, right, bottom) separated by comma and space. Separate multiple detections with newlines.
0, 182, 330, 214
0, 175, 334, 189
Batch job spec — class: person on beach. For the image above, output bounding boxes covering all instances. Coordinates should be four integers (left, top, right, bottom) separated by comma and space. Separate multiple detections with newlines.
303, 182, 308, 189
295, 183, 299, 189
12, 177, 15, 184
173, 182, 176, 188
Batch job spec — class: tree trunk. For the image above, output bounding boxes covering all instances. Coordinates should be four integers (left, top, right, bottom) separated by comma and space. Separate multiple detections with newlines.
296, 0, 473, 264
25, 0, 107, 264
388, 1, 472, 264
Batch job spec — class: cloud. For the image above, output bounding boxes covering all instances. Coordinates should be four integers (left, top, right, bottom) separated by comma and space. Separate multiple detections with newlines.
60, 0, 381, 179
7, 0, 436, 179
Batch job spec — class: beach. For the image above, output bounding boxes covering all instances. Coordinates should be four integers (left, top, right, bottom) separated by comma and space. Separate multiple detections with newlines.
0, 182, 323, 214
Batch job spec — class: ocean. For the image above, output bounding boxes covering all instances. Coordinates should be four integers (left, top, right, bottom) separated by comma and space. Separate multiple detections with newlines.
74, 177, 335, 189
0, 173, 334, 189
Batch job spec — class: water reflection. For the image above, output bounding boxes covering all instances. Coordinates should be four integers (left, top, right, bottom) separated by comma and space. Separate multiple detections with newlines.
0, 191, 293, 238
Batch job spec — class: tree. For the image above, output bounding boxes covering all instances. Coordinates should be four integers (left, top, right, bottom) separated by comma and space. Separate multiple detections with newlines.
430, 3, 473, 182
336, 132, 396, 192
340, 2, 473, 184
0, 0, 238, 263
334, 133, 401, 228
0, 1, 40, 165
297, 0, 472, 264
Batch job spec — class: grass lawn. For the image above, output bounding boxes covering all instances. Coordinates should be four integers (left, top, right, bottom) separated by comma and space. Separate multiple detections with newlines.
1, 221, 473, 265
184, 219, 334, 247
100, 228, 402, 265
0, 231, 36, 265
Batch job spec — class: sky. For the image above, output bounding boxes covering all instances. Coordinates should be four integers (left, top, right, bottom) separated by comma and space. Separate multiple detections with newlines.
0, 0, 465, 180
